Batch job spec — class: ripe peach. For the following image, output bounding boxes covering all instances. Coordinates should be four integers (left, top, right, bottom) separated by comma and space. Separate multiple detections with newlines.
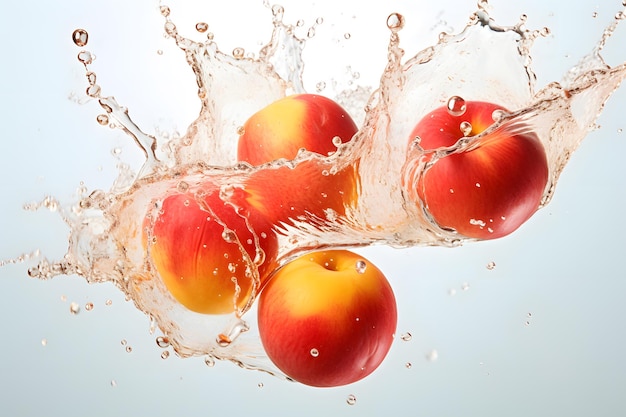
146, 190, 278, 315
408, 100, 548, 239
257, 250, 397, 387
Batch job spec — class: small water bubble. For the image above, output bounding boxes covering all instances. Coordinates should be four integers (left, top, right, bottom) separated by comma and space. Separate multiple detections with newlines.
332, 136, 343, 147
69, 302, 80, 315
448, 288, 457, 296
125, 346, 133, 353
156, 49, 163, 55
400, 332, 412, 341
233, 47, 245, 59
355, 260, 367, 274
156, 336, 170, 348
307, 27, 316, 38
616, 11, 626, 20
86, 84, 101, 98
460, 121, 473, 136
346, 394, 357, 406
387, 13, 405, 32
205, 356, 216, 367
195, 22, 208, 33
527, 312, 532, 318
110, 380, 117, 387
426, 349, 439, 362
161, 351, 170, 359
486, 261, 496, 270
461, 282, 470, 291
105, 299, 112, 306
447, 96, 467, 116
159, 5, 170, 17
176, 181, 189, 193
72, 29, 89, 47
85, 302, 94, 311
618, 128, 623, 134
258, 382, 264, 388
77, 50, 94, 65
96, 114, 109, 125
206, 32, 214, 40
41, 338, 47, 347
592, 12, 598, 18
344, 32, 351, 40
525, 320, 530, 326
222, 230, 237, 243
310, 348, 320, 357
316, 17, 324, 25
296, 19, 304, 27
111, 147, 122, 157
120, 339, 127, 346
315, 81, 326, 92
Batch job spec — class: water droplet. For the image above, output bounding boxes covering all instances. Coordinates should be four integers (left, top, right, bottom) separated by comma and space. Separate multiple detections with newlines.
461, 282, 470, 291
96, 114, 109, 125
236, 125, 245, 135
460, 121, 473, 136
355, 260, 367, 274
405, 362, 412, 369
426, 349, 439, 362
72, 29, 88, 47
307, 27, 316, 38
316, 17, 324, 25
486, 261, 496, 270
204, 356, 216, 367
315, 81, 326, 92
195, 22, 208, 33
69, 302, 80, 315
156, 49, 163, 55
386, 13, 405, 32
332, 136, 343, 147
77, 50, 94, 65
159, 5, 170, 17
105, 299, 112, 306
257, 382, 264, 388
346, 394, 357, 406
161, 351, 170, 359
310, 348, 319, 357
222, 230, 237, 243
344, 32, 351, 40
125, 345, 132, 353
156, 336, 170, 348
85, 302, 94, 311
447, 96, 467, 116
592, 12, 598, 18
527, 312, 532, 318
233, 47, 245, 59
400, 332, 412, 341
271, 4, 284, 19
110, 380, 117, 387
41, 338, 48, 347
60, 295, 67, 302
120, 339, 127, 346
448, 288, 457, 296
525, 320, 530, 326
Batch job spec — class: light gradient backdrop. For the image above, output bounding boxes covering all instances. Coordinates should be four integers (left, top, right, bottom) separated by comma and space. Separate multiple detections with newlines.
1, 1, 625, 416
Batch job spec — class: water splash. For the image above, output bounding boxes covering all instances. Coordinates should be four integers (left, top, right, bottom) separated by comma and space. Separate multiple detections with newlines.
6, 2, 626, 377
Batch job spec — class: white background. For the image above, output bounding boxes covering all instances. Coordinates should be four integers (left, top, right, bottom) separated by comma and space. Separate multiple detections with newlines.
1, 1, 625, 416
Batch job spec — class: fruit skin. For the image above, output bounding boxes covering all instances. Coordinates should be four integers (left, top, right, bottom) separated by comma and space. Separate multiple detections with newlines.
146, 191, 278, 315
257, 250, 397, 387
237, 94, 360, 225
238, 94, 358, 165
408, 101, 549, 239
